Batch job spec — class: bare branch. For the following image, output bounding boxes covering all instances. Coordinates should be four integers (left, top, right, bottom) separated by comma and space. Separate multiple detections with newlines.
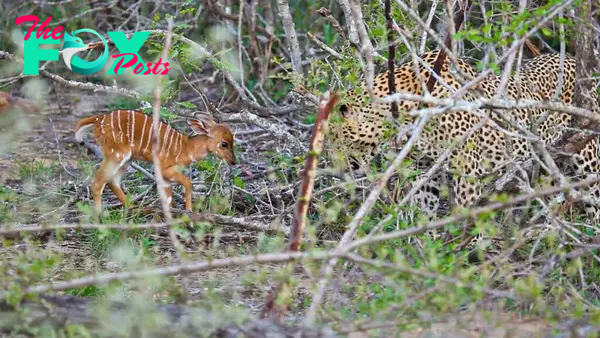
276, 0, 303, 76
227, 109, 307, 153
385, 0, 399, 119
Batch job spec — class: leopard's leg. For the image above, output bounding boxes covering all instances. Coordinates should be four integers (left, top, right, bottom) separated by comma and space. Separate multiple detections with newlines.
408, 157, 444, 219
396, 157, 447, 244
571, 137, 600, 227
447, 141, 490, 250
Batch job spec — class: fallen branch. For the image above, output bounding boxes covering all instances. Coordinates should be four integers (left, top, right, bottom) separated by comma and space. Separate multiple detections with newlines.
0, 251, 339, 300
227, 109, 307, 153
0, 212, 282, 237
0, 295, 335, 338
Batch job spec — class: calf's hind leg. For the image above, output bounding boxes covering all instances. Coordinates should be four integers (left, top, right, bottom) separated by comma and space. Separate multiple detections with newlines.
91, 153, 131, 213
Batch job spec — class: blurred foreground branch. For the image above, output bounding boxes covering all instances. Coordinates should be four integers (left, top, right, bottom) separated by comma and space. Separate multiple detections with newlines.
0, 295, 335, 338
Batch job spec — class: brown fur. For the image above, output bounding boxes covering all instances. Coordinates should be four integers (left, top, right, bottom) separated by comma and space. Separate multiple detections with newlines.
75, 110, 236, 212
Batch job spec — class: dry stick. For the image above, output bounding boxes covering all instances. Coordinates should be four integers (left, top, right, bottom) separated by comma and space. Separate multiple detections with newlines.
304, 113, 432, 326
349, 0, 377, 97
7, 176, 600, 302
0, 251, 339, 301
336, 0, 360, 45
206, 0, 276, 39
385, 0, 399, 119
0, 212, 284, 237
149, 20, 190, 298
290, 93, 339, 251
227, 109, 307, 153
151, 20, 175, 223
0, 221, 184, 236
248, 0, 265, 86
276, 0, 303, 77
260, 93, 340, 321
316, 7, 349, 43
238, 0, 245, 85
524, 39, 541, 57
307, 32, 344, 60
419, 0, 439, 54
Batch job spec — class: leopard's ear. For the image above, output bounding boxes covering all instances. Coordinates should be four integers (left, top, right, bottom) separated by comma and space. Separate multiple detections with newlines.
339, 104, 348, 118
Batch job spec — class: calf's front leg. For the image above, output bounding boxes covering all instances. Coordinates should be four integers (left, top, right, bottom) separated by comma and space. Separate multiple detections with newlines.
162, 166, 193, 210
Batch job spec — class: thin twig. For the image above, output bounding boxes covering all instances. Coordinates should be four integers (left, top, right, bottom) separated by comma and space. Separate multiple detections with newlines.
276, 0, 303, 77
149, 19, 191, 300
385, 0, 399, 119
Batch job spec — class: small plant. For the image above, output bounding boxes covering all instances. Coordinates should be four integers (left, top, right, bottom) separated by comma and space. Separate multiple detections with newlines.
16, 160, 56, 183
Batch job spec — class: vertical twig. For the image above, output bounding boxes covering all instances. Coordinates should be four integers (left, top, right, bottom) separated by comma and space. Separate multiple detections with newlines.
276, 0, 303, 77
572, 0, 597, 112
150, 19, 190, 298
349, 0, 376, 97
290, 93, 339, 251
261, 0, 276, 86
237, 0, 245, 85
552, 0, 599, 156
152, 20, 175, 222
425, 0, 472, 93
259, 92, 340, 322
385, 0, 399, 119
246, 0, 262, 85
420, 0, 439, 54
336, 0, 360, 44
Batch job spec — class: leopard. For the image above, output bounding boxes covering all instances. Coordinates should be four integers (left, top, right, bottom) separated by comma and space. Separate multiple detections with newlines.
326, 50, 600, 249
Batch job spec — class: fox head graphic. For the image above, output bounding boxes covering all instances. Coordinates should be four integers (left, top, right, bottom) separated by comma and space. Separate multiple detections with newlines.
61, 29, 108, 75
62, 31, 90, 71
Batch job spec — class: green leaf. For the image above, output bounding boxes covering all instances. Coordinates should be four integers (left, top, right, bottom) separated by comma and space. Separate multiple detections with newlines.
178, 101, 197, 109
233, 177, 245, 188
541, 27, 553, 37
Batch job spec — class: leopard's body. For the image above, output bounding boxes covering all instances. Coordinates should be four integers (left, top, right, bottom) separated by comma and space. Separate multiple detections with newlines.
328, 50, 600, 229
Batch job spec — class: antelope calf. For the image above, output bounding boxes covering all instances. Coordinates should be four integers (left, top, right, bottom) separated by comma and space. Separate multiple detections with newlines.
75, 109, 236, 213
